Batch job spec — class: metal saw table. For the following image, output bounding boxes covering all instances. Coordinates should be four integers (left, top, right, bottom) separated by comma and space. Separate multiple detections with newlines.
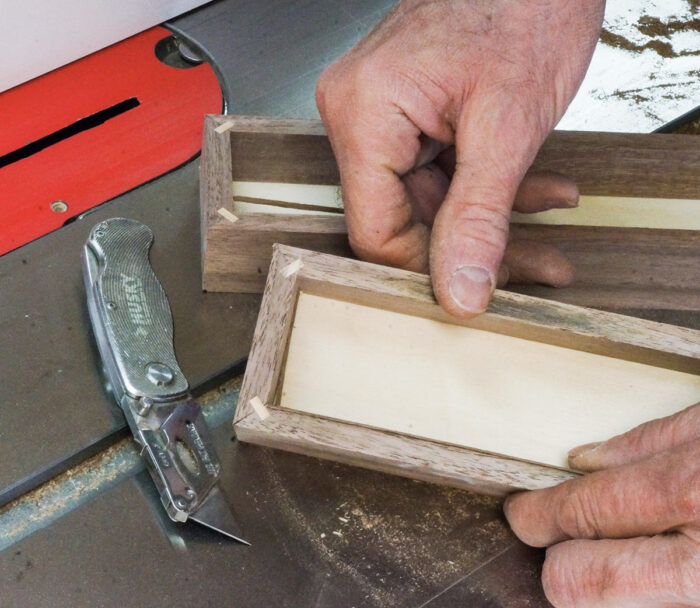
0, 1, 698, 606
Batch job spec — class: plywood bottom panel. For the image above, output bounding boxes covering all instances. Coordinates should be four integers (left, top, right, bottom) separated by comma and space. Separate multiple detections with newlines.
230, 181, 700, 230
511, 195, 700, 229
280, 293, 700, 469
231, 181, 342, 216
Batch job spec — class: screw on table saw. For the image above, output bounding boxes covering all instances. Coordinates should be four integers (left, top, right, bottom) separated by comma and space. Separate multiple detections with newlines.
50, 200, 68, 213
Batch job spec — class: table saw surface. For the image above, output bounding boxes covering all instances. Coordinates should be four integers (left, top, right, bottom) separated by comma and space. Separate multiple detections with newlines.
1, 1, 698, 606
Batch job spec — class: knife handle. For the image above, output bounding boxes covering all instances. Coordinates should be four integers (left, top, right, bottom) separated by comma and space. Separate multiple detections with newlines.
82, 218, 188, 402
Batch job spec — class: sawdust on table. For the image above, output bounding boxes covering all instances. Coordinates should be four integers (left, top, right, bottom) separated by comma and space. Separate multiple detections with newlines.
0, 437, 134, 538
600, 27, 676, 58
636, 15, 700, 37
248, 447, 515, 607
610, 80, 696, 102
600, 4, 700, 58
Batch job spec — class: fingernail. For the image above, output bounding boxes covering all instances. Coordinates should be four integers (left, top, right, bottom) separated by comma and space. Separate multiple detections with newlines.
567, 441, 602, 467
449, 265, 494, 313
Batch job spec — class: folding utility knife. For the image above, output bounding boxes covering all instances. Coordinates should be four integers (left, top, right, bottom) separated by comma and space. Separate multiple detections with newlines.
82, 217, 247, 544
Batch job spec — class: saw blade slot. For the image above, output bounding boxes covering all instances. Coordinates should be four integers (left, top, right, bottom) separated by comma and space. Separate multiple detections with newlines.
0, 97, 140, 169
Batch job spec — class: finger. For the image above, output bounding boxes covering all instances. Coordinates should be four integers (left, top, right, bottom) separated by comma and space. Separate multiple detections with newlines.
430, 97, 549, 317
342, 159, 430, 272
503, 240, 574, 286
403, 171, 576, 284
403, 163, 450, 228
403, 168, 577, 234
542, 533, 699, 608
323, 101, 431, 272
503, 439, 700, 547
435, 147, 578, 213
512, 171, 579, 214
496, 264, 510, 288
435, 145, 456, 177
569, 402, 700, 472
318, 62, 437, 273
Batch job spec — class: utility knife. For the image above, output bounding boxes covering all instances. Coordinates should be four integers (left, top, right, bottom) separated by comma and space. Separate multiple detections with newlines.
82, 217, 247, 544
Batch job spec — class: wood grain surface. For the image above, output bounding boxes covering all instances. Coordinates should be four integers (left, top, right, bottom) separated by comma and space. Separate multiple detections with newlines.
213, 116, 700, 196
203, 214, 351, 292
532, 130, 700, 199
281, 292, 700, 468
510, 224, 700, 311
200, 115, 699, 302
234, 246, 700, 496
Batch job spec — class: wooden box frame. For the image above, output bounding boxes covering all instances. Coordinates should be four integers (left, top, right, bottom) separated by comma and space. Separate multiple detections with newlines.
234, 245, 700, 496
200, 115, 700, 313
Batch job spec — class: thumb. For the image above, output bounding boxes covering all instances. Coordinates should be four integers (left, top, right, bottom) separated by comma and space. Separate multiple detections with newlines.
429, 106, 542, 317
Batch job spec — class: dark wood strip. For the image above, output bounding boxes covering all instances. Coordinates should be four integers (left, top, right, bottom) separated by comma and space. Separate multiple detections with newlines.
223, 116, 700, 198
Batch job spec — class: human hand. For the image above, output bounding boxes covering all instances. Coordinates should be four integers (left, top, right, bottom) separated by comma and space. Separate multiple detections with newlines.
316, 0, 605, 317
504, 403, 700, 607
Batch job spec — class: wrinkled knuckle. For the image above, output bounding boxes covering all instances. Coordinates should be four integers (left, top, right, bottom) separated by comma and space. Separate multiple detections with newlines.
452, 202, 510, 250
332, 57, 381, 107
656, 412, 694, 451
348, 231, 384, 261
348, 231, 420, 271
683, 404, 700, 438
348, 226, 398, 265
557, 490, 600, 539
646, 417, 675, 451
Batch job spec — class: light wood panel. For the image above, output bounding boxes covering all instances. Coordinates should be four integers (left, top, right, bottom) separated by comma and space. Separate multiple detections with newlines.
232, 182, 700, 230
281, 292, 700, 469
234, 246, 700, 496
511, 195, 700, 230
231, 181, 342, 216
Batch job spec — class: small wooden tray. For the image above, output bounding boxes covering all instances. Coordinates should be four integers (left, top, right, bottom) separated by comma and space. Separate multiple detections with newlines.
234, 245, 700, 496
200, 115, 700, 314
